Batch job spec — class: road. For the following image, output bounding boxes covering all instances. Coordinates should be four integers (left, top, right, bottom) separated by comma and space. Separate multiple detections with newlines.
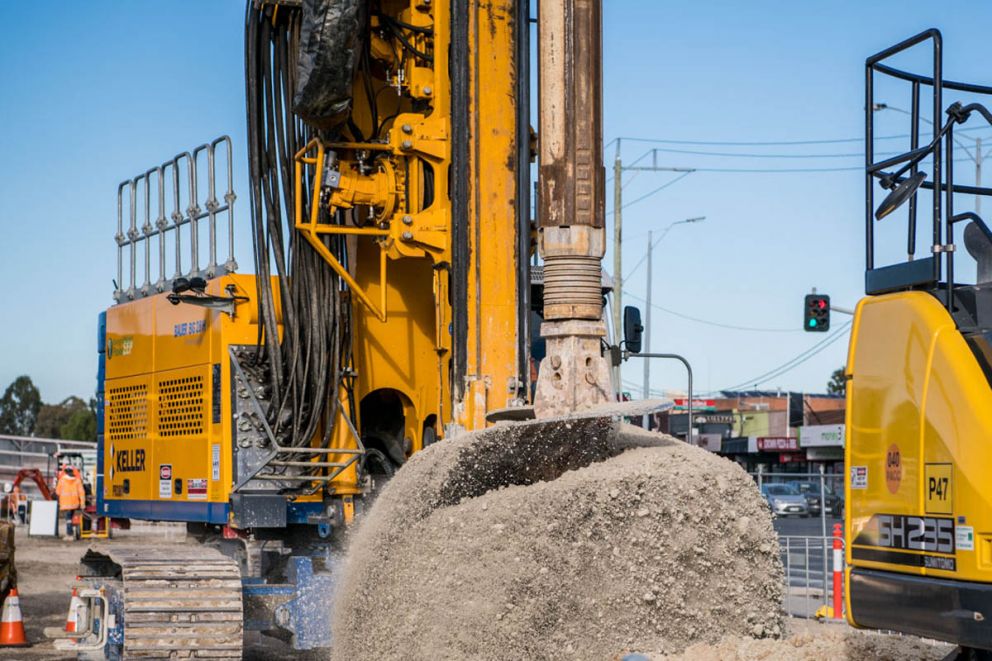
774, 514, 842, 538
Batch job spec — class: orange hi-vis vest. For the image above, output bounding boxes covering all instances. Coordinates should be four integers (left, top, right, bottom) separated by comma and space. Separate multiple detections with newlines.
55, 471, 85, 511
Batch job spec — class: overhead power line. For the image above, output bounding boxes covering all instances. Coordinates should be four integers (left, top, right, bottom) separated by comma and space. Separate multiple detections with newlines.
635, 147, 869, 159
718, 320, 853, 391
622, 290, 800, 333
606, 171, 693, 214
605, 125, 992, 149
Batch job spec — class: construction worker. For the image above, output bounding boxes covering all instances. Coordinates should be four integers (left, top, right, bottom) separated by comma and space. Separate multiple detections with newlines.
8, 487, 25, 525
55, 465, 85, 539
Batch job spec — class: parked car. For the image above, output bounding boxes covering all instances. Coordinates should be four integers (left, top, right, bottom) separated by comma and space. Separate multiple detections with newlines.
793, 481, 844, 516
760, 483, 809, 518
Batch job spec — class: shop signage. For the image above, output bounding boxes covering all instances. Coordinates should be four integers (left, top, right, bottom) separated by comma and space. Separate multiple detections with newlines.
673, 398, 716, 412
800, 423, 845, 448
806, 446, 844, 461
757, 436, 799, 452
694, 414, 735, 424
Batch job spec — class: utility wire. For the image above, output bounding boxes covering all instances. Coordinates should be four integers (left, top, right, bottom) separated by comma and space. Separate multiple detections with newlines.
606, 125, 992, 148
633, 147, 871, 159
718, 320, 853, 391
622, 290, 800, 333
605, 171, 692, 214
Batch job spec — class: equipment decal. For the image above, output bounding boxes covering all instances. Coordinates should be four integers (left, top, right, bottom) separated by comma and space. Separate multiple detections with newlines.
957, 525, 975, 551
854, 513, 955, 554
159, 464, 173, 499
187, 479, 208, 500
106, 335, 134, 359
924, 463, 953, 514
212, 444, 220, 481
850, 465, 868, 489
885, 444, 902, 494
174, 320, 206, 337
116, 448, 145, 473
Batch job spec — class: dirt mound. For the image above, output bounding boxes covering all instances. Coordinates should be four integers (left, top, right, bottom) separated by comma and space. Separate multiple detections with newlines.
331, 419, 784, 660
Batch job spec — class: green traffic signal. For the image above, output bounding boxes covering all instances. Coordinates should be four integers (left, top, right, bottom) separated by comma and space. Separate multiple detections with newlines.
804, 294, 830, 332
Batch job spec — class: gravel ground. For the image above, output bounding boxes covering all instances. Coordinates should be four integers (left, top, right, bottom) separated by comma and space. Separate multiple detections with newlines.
650, 618, 953, 660
9, 522, 188, 659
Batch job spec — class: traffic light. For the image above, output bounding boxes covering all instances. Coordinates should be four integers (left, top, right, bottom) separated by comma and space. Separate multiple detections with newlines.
804, 294, 830, 332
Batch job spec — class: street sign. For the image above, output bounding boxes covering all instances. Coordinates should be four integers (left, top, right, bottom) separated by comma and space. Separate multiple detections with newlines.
673, 398, 716, 412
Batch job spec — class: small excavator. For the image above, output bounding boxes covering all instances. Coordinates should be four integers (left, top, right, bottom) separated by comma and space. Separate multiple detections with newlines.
847, 29, 992, 658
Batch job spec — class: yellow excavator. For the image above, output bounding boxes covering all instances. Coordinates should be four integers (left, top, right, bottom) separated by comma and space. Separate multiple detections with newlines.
847, 29, 992, 658
56, 0, 624, 657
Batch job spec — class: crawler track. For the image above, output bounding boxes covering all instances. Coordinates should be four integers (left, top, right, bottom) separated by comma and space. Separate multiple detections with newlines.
95, 547, 243, 658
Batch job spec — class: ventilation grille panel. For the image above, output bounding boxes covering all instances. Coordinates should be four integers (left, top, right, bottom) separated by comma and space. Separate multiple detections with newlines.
107, 384, 148, 441
157, 375, 205, 438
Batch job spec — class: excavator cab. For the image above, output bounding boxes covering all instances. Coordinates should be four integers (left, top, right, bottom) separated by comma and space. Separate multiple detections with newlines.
846, 29, 992, 653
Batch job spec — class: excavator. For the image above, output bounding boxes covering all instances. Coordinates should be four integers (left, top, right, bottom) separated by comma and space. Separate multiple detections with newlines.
847, 29, 992, 658
56, 0, 627, 657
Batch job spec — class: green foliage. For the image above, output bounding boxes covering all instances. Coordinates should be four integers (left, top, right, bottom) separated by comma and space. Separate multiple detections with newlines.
826, 367, 846, 396
0, 375, 42, 436
61, 408, 97, 442
35, 396, 88, 438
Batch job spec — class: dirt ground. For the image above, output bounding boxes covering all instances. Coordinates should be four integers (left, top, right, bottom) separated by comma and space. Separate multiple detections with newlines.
3, 487, 954, 661
8, 522, 189, 659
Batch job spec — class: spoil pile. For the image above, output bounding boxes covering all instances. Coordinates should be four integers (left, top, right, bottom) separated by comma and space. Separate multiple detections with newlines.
331, 418, 784, 660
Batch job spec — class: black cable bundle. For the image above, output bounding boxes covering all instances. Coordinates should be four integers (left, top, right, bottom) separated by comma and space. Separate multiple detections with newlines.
245, 2, 351, 471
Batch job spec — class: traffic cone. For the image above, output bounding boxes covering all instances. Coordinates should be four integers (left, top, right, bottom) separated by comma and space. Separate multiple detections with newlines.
64, 587, 82, 633
0, 588, 30, 647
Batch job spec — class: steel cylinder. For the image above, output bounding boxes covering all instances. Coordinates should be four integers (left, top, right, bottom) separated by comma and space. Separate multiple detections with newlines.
542, 255, 602, 319
537, 0, 605, 231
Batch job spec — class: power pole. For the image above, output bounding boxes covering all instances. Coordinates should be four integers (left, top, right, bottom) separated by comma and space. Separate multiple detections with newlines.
642, 229, 652, 428
977, 136, 983, 214
612, 140, 623, 361
612, 141, 623, 398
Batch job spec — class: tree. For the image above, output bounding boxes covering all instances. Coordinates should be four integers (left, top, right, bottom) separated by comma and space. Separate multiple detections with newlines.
0, 376, 42, 436
826, 367, 846, 396
35, 396, 88, 438
61, 408, 97, 442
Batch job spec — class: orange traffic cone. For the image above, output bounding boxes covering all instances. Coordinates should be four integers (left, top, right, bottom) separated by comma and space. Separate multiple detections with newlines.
64, 587, 82, 633
0, 588, 30, 647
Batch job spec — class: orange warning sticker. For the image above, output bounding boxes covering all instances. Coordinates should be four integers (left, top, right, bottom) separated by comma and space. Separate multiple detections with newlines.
885, 444, 902, 494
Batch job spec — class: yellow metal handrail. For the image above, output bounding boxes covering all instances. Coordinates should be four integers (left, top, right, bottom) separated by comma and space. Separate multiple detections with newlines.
294, 138, 389, 322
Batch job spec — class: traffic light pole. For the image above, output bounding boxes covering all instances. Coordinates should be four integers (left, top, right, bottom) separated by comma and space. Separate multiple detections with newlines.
624, 351, 693, 442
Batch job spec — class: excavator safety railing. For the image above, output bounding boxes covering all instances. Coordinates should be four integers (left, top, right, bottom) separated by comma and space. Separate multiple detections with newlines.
114, 136, 237, 303
866, 29, 992, 308
294, 138, 390, 322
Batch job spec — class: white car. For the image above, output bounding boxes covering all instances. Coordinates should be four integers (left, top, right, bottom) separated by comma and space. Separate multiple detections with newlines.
760, 483, 809, 517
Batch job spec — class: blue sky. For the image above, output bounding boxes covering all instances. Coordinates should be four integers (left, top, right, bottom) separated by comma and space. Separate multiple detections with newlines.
0, 1, 986, 404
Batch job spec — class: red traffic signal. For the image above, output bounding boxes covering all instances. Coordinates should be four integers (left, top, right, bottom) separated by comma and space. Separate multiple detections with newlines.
804, 294, 830, 332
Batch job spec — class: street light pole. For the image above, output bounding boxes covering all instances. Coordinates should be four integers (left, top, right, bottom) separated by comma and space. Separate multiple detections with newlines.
642, 229, 653, 427
638, 216, 705, 428
612, 140, 623, 366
